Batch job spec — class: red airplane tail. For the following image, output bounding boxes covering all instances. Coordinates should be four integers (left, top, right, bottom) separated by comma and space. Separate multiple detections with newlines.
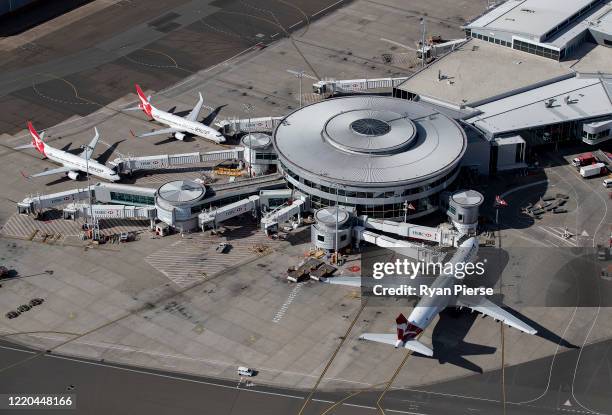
26, 122, 46, 156
134, 84, 153, 118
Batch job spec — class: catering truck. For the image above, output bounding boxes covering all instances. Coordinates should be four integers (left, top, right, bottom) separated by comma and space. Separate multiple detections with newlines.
580, 162, 607, 178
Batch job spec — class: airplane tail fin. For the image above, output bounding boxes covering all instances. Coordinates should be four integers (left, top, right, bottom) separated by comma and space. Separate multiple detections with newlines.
358, 313, 432, 356
134, 84, 154, 118
26, 122, 46, 156
202, 104, 227, 126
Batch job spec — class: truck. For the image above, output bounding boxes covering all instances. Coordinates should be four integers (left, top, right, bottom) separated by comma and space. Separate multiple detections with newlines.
580, 163, 607, 178
572, 152, 596, 167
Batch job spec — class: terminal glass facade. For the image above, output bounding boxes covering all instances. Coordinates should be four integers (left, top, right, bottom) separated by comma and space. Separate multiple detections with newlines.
110, 191, 154, 206
280, 162, 461, 219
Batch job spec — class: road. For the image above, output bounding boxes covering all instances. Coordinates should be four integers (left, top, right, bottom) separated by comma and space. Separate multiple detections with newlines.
1, 337, 610, 415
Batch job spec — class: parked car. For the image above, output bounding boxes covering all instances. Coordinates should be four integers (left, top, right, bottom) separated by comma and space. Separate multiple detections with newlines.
5, 311, 19, 319
29, 298, 44, 307
0, 266, 9, 278
17, 304, 31, 313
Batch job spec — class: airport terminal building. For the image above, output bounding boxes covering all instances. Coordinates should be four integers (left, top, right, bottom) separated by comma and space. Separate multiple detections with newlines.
394, 0, 612, 174
273, 96, 466, 219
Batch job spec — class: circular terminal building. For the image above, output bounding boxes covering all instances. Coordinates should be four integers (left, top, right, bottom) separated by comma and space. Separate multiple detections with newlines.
155, 180, 207, 231
273, 96, 467, 220
241, 132, 274, 176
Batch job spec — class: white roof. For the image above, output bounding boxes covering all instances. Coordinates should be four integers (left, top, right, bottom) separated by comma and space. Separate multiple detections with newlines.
466, 0, 598, 41
396, 39, 573, 106
273, 96, 466, 186
467, 76, 612, 135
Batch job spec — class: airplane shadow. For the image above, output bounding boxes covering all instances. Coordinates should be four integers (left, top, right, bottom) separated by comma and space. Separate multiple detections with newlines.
416, 309, 496, 373
97, 139, 125, 165
498, 302, 579, 349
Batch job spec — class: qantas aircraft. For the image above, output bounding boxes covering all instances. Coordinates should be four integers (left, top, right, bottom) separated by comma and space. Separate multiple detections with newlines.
129, 84, 226, 143
327, 237, 537, 356
16, 122, 120, 182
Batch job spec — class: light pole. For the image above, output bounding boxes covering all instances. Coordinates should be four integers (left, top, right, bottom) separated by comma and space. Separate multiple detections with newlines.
242, 103, 254, 178
80, 143, 93, 226
286, 69, 306, 108
420, 17, 427, 68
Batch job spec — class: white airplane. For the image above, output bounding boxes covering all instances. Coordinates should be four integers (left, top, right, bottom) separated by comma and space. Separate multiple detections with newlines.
16, 122, 120, 182
326, 237, 537, 356
129, 84, 226, 143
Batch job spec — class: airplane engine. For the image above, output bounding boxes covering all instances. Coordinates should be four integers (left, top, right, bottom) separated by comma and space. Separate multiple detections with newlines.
174, 132, 186, 141
67, 171, 80, 180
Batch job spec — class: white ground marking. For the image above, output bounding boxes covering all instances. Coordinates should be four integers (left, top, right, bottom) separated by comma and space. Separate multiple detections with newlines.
272, 282, 303, 323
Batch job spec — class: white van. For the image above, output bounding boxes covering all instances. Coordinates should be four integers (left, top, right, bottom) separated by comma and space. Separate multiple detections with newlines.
237, 366, 254, 377
603, 178, 612, 188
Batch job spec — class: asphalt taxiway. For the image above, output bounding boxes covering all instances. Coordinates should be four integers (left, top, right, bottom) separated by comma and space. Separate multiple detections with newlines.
1, 337, 610, 415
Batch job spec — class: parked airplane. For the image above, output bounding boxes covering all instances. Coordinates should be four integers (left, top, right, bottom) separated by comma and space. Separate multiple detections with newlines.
326, 237, 537, 356
16, 122, 120, 182
129, 84, 226, 143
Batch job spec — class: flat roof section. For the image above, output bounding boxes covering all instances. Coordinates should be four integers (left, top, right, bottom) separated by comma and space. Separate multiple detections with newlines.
567, 44, 612, 74
466, 76, 612, 136
396, 39, 573, 107
466, 0, 598, 42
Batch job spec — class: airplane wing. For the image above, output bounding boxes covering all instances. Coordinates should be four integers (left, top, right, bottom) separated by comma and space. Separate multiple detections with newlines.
359, 333, 434, 356
14, 143, 33, 150
322, 276, 362, 287
185, 92, 204, 122
25, 166, 74, 178
79, 128, 100, 160
136, 127, 181, 138
455, 295, 537, 335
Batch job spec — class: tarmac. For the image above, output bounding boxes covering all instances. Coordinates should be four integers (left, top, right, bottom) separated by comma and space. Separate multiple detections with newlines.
0, 0, 611, 414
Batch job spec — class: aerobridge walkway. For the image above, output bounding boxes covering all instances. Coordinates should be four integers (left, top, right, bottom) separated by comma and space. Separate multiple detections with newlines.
593, 149, 612, 171
214, 116, 283, 136
110, 148, 243, 175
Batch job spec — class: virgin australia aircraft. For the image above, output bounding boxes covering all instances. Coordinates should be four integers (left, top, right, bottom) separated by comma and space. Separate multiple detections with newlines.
326, 237, 537, 356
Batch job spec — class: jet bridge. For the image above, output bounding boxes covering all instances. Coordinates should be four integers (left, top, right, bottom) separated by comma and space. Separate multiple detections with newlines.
110, 148, 243, 175
63, 203, 156, 222
18, 187, 93, 215
260, 198, 306, 231
312, 77, 410, 95
353, 227, 443, 263
361, 217, 459, 247
215, 116, 283, 136
198, 195, 259, 229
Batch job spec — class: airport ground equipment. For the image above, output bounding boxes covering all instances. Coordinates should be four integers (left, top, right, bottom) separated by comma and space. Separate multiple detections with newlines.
580, 162, 607, 178
110, 148, 243, 175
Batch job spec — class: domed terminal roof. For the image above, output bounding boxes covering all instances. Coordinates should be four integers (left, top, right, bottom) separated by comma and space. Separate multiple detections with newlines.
157, 180, 206, 204
241, 133, 272, 150
451, 189, 484, 207
315, 207, 350, 227
273, 96, 466, 186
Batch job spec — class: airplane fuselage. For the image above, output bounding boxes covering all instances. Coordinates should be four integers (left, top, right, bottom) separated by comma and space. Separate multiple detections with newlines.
45, 146, 119, 182
401, 237, 479, 343
151, 108, 225, 143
